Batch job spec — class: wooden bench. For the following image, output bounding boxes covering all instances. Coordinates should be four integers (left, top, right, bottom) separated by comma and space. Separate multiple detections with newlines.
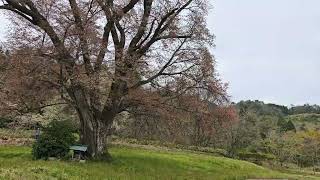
70, 145, 88, 160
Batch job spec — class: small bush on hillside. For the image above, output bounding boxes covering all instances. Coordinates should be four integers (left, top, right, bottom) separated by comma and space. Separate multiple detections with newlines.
32, 120, 76, 160
0, 117, 13, 128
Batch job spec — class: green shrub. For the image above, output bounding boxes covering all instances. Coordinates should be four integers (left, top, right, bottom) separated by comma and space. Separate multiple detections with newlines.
0, 117, 13, 128
32, 120, 76, 160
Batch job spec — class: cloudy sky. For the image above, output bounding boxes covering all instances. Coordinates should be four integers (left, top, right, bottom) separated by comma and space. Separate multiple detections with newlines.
0, 0, 319, 105
209, 0, 320, 105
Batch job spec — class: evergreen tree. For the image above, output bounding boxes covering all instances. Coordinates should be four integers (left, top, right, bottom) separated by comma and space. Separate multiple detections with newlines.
277, 118, 287, 132
278, 119, 296, 133
285, 120, 296, 132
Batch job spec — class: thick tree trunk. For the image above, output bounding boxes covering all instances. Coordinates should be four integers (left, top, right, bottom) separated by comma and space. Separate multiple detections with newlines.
76, 103, 116, 160
66, 74, 127, 159
79, 115, 112, 159
70, 86, 116, 160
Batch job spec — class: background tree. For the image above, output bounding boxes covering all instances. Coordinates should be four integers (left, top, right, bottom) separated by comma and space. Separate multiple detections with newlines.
0, 0, 227, 158
226, 110, 259, 157
267, 132, 299, 167
297, 130, 320, 173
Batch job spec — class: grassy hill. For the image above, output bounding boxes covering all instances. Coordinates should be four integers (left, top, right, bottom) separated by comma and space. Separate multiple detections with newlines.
0, 145, 318, 180
286, 113, 320, 130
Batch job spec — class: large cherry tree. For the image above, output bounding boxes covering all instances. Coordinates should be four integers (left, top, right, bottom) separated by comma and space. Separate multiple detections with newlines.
0, 0, 227, 158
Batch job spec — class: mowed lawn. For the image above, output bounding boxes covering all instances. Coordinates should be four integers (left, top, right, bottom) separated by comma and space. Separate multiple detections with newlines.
0, 145, 317, 180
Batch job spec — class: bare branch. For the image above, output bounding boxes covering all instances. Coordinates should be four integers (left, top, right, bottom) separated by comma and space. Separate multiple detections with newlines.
131, 38, 187, 88
122, 0, 140, 14
68, 0, 93, 74
2, 0, 74, 68
95, 22, 113, 71
128, 0, 153, 50
0, 4, 33, 22
138, 0, 193, 55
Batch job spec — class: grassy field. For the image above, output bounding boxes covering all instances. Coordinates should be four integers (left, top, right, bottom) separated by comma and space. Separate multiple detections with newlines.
0, 145, 318, 180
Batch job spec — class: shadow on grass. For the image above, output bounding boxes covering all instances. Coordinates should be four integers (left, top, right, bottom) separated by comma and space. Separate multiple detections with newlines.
0, 148, 31, 159
0, 151, 31, 159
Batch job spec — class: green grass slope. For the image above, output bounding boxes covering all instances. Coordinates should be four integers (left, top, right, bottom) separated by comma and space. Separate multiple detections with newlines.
0, 146, 317, 180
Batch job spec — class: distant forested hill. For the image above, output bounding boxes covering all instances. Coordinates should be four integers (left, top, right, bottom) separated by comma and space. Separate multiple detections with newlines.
235, 100, 320, 131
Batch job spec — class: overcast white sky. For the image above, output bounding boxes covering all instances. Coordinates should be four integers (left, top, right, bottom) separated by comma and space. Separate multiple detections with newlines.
0, 0, 320, 105
209, 0, 320, 105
